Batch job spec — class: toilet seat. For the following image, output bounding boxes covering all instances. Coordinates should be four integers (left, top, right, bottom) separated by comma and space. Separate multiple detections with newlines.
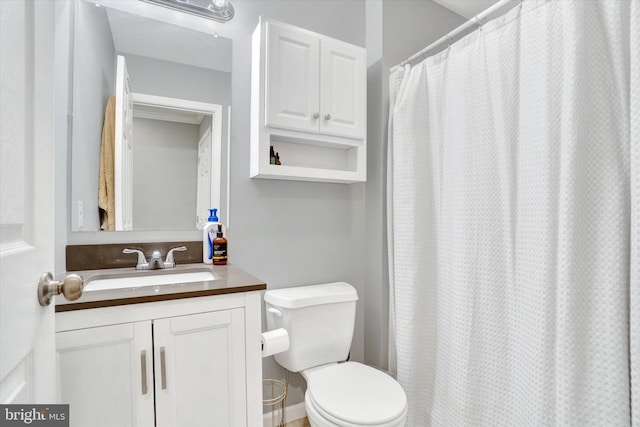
305, 362, 407, 427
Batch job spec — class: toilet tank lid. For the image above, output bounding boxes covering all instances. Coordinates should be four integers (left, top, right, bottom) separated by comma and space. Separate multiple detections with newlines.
264, 282, 358, 309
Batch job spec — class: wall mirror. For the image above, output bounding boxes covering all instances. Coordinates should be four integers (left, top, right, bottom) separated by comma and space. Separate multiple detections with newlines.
70, 0, 231, 232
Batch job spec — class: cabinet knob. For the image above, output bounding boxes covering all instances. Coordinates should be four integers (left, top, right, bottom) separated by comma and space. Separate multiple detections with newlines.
324, 114, 331, 120
312, 112, 320, 119
37, 272, 84, 306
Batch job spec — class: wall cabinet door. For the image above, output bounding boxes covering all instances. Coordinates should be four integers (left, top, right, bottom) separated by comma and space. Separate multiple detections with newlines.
265, 22, 320, 133
56, 322, 154, 427
320, 38, 366, 139
265, 22, 365, 140
153, 308, 247, 427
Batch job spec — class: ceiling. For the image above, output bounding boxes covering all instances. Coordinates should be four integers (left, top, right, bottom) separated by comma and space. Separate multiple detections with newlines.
432, 0, 500, 19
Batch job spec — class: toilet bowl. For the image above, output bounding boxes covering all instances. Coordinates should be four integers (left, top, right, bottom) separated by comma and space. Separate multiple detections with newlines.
303, 362, 407, 427
264, 282, 407, 427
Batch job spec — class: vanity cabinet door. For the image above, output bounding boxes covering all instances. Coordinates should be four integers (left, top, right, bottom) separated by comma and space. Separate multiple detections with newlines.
56, 321, 154, 427
153, 308, 247, 427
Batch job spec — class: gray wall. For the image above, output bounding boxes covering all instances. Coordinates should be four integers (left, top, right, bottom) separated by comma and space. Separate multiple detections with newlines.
383, 0, 468, 68
364, 0, 465, 371
132, 118, 199, 230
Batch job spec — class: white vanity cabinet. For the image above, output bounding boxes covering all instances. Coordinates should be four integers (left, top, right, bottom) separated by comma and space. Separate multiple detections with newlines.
55, 292, 262, 427
251, 17, 367, 183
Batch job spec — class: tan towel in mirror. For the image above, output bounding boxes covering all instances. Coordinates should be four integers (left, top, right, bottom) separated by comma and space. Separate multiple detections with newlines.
98, 95, 116, 231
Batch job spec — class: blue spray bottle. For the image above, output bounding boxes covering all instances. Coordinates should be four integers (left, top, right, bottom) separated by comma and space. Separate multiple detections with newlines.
202, 208, 219, 264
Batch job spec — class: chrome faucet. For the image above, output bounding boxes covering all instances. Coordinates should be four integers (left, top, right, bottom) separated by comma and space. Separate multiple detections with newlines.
122, 246, 187, 270
147, 250, 165, 269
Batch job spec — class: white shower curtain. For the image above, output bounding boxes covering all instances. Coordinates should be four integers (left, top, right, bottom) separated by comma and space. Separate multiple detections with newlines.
388, 0, 639, 425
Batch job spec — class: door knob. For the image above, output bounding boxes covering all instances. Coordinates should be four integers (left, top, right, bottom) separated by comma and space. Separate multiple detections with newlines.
324, 114, 331, 120
312, 112, 320, 119
37, 272, 84, 306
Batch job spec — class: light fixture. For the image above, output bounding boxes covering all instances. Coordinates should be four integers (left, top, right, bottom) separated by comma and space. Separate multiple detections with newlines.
211, 0, 228, 8
140, 0, 234, 23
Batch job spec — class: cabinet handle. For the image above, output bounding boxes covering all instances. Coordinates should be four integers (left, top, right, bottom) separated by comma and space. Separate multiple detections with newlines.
141, 350, 148, 395
324, 114, 331, 120
312, 112, 319, 119
160, 347, 167, 390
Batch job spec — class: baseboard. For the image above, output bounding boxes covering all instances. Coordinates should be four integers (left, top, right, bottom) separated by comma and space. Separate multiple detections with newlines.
263, 402, 307, 427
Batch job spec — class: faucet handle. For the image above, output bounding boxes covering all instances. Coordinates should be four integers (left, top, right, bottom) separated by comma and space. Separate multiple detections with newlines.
164, 246, 187, 268
123, 248, 149, 270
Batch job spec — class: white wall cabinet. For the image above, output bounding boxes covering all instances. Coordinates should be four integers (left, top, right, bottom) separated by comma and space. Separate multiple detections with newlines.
56, 292, 262, 427
251, 17, 366, 183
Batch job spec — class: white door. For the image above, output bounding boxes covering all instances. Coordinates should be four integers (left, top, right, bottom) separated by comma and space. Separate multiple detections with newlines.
154, 309, 247, 427
56, 322, 154, 427
0, 0, 57, 404
114, 55, 133, 231
265, 21, 320, 133
320, 38, 366, 139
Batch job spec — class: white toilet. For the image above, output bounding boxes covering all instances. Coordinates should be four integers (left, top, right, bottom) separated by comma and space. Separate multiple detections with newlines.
264, 282, 407, 427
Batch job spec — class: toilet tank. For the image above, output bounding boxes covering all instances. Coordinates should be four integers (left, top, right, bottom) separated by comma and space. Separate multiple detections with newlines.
264, 282, 358, 373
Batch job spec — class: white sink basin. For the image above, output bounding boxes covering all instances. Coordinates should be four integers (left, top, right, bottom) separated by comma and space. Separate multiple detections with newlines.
84, 270, 218, 292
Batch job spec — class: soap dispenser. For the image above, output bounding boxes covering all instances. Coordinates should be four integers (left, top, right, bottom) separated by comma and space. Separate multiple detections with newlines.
202, 208, 219, 264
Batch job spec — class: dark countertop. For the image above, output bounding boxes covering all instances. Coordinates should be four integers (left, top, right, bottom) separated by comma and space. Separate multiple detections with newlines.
55, 263, 266, 312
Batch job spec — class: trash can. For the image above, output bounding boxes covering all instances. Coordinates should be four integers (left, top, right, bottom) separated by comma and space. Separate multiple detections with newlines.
263, 379, 287, 427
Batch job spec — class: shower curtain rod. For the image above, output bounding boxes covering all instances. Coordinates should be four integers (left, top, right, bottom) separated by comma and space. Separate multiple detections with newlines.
390, 0, 519, 73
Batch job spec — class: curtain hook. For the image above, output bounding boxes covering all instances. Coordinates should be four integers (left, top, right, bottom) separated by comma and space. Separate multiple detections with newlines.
475, 16, 483, 30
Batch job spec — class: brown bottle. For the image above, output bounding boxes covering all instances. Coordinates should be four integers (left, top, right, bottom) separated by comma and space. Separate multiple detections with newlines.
212, 224, 227, 265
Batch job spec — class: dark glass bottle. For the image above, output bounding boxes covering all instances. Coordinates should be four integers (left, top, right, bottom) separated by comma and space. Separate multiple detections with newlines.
212, 224, 228, 265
